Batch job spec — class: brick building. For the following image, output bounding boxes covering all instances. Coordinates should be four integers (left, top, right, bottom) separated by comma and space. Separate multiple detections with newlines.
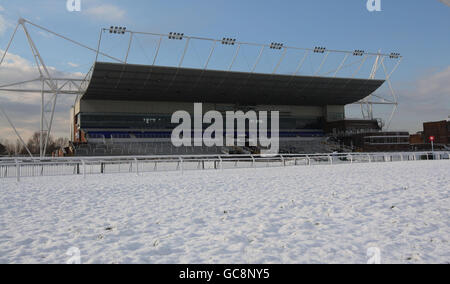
423, 120, 450, 145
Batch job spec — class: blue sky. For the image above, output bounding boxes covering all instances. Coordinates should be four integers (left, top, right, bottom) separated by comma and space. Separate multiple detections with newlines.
0, 0, 449, 140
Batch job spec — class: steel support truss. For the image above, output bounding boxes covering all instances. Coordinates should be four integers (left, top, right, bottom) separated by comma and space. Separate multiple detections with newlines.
97, 26, 402, 128
353, 52, 403, 129
0, 19, 100, 157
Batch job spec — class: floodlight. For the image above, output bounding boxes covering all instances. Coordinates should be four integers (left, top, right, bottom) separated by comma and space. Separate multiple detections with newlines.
221, 38, 236, 45
270, 42, 284, 50
353, 50, 364, 56
109, 26, 126, 35
314, 46, 326, 53
169, 32, 184, 40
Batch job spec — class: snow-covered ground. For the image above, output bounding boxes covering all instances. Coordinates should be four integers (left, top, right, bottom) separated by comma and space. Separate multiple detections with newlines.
0, 160, 449, 264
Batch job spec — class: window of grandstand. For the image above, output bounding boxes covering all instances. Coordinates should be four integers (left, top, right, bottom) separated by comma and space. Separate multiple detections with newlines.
364, 136, 410, 145
79, 113, 323, 131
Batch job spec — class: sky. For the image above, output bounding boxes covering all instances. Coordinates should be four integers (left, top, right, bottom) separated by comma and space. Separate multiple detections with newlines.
0, 0, 449, 142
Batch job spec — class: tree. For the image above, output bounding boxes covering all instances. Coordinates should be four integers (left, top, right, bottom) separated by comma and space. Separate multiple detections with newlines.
0, 138, 15, 156
0, 142, 6, 155
53, 137, 69, 149
26, 132, 44, 154
25, 132, 70, 155
0, 133, 69, 156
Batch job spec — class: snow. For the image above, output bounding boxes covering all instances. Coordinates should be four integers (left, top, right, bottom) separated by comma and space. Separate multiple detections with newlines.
0, 160, 449, 264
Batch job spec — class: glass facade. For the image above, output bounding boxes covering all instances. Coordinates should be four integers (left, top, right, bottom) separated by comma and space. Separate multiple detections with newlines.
81, 114, 173, 130
364, 136, 410, 145
80, 113, 323, 131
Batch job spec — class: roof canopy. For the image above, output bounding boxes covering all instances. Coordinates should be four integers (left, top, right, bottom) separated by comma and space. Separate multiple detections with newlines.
81, 62, 385, 106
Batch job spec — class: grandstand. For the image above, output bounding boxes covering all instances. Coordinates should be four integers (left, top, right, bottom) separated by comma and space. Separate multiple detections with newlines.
70, 62, 385, 156
61, 25, 404, 157
0, 20, 402, 158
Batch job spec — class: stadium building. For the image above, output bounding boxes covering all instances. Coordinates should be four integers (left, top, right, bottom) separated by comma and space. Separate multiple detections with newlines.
0, 21, 404, 158
70, 62, 385, 156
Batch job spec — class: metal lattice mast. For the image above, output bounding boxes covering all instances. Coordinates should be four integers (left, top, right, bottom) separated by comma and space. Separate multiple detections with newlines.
0, 18, 115, 157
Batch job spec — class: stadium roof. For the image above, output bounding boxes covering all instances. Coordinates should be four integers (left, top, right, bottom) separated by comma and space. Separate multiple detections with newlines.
81, 62, 385, 106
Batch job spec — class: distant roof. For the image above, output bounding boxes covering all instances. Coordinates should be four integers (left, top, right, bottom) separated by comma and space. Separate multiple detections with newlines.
81, 62, 385, 106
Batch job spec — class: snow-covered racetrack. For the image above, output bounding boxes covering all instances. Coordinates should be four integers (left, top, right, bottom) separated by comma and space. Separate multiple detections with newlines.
0, 160, 449, 264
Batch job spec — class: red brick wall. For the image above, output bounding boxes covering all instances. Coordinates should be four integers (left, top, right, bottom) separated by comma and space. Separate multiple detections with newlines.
410, 134, 423, 145
423, 121, 449, 145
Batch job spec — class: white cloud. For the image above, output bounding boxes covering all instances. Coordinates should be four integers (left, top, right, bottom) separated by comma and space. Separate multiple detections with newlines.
0, 15, 7, 35
0, 50, 83, 141
68, 62, 80, 68
414, 66, 450, 100
38, 30, 53, 38
387, 66, 450, 132
0, 5, 10, 36
396, 66, 450, 112
84, 4, 126, 21
438, 0, 450, 7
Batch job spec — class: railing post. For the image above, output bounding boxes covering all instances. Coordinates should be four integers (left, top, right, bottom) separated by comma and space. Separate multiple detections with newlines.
218, 156, 223, 170
134, 158, 139, 176
5, 151, 442, 180
15, 159, 20, 183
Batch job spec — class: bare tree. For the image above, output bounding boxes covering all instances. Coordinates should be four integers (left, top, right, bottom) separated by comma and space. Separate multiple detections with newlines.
0, 142, 6, 155
0, 139, 16, 156
0, 134, 69, 156
53, 137, 69, 149
26, 132, 45, 154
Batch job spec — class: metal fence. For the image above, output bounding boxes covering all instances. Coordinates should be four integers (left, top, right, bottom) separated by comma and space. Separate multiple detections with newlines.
0, 152, 449, 181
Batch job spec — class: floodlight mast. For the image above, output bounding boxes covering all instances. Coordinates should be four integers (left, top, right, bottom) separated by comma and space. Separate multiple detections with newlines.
97, 24, 402, 65
96, 26, 401, 87
354, 50, 402, 128
0, 19, 121, 158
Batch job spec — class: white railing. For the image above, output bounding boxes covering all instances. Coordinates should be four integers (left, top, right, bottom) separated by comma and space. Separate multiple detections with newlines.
0, 152, 448, 182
